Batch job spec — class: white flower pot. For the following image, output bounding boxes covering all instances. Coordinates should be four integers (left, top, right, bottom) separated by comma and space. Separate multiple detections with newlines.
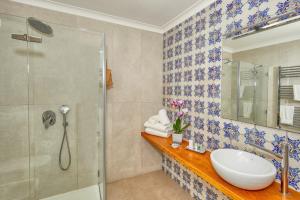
172, 133, 183, 144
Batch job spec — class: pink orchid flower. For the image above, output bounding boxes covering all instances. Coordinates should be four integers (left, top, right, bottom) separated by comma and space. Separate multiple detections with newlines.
177, 111, 184, 118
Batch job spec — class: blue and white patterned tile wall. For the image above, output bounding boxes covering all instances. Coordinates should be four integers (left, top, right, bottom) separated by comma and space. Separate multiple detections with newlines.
162, 153, 230, 200
162, 0, 300, 193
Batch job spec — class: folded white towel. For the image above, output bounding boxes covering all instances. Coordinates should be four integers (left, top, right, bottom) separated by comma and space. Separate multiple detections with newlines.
145, 128, 170, 138
293, 85, 300, 101
158, 109, 170, 125
280, 105, 294, 125
148, 115, 160, 124
243, 101, 253, 118
144, 121, 171, 132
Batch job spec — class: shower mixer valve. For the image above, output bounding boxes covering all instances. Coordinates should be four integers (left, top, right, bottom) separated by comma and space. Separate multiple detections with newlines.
42, 110, 56, 129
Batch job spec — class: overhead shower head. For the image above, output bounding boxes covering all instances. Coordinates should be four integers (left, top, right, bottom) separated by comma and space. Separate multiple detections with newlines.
59, 105, 70, 115
27, 17, 53, 36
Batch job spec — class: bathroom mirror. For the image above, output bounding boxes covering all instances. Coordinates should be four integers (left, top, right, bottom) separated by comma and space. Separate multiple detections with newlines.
221, 19, 300, 132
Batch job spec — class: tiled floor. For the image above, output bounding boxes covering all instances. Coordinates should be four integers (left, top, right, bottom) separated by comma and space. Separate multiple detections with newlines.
107, 170, 193, 200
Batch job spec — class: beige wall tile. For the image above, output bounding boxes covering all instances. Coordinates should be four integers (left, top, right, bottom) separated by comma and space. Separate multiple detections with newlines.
110, 26, 142, 103
107, 102, 142, 182
0, 179, 30, 200
112, 102, 142, 133
0, 14, 28, 106
77, 103, 99, 187
140, 140, 161, 173
108, 130, 142, 182
141, 32, 163, 103
0, 106, 29, 189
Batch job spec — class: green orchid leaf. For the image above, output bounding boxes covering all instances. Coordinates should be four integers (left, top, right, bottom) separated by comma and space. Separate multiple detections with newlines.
181, 123, 190, 131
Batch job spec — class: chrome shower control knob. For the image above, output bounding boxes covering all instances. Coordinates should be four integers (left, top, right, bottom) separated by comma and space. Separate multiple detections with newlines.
42, 110, 56, 129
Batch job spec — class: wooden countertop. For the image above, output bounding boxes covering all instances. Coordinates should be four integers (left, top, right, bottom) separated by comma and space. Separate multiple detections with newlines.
141, 132, 300, 200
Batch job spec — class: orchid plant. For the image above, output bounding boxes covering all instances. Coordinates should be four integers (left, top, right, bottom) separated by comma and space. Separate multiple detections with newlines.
170, 99, 190, 134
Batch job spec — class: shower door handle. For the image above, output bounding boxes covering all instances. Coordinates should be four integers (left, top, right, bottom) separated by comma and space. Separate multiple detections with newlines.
11, 33, 42, 43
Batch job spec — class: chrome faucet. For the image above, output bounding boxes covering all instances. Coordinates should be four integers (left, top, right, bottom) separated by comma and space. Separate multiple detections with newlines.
248, 130, 289, 195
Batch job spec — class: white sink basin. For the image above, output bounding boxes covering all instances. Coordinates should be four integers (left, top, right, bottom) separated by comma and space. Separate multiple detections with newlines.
210, 149, 276, 190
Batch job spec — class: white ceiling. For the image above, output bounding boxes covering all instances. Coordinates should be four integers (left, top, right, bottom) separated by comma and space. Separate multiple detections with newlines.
13, 0, 211, 33
53, 0, 198, 26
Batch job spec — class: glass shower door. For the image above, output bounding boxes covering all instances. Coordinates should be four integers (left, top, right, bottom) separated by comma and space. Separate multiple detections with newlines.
27, 20, 105, 199
238, 61, 255, 124
254, 65, 269, 127
221, 60, 238, 121
0, 14, 31, 200
0, 13, 105, 200
98, 36, 106, 200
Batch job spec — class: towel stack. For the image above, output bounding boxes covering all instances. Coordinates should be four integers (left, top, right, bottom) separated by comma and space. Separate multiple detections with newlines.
144, 109, 171, 138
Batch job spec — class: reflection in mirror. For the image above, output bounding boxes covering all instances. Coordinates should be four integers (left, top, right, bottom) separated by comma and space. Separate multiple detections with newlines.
221, 59, 238, 121
222, 17, 300, 132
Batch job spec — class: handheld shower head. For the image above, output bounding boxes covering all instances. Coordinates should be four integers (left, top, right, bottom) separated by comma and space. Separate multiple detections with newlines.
58, 105, 71, 171
59, 105, 70, 115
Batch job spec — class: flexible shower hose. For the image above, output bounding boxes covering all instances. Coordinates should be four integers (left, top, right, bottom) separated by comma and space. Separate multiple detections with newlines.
59, 115, 71, 171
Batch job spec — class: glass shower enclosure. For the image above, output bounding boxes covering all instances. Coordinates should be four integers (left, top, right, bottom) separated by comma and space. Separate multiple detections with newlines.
221, 60, 269, 127
0, 13, 106, 200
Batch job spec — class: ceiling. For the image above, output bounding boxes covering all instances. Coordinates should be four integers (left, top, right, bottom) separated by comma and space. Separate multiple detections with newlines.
13, 0, 210, 32
52, 0, 199, 26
